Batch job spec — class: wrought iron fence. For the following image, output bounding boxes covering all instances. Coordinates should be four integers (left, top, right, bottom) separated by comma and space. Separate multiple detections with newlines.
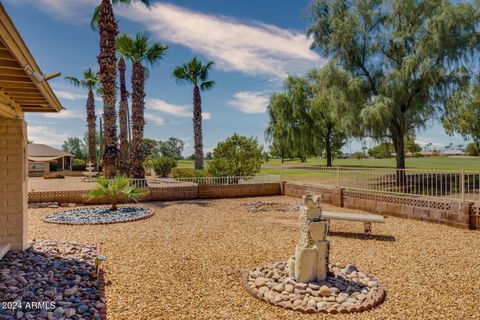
278, 166, 480, 202
128, 175, 281, 188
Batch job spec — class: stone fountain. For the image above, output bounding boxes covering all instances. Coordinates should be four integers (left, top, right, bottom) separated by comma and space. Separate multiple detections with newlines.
241, 194, 386, 313
288, 195, 329, 283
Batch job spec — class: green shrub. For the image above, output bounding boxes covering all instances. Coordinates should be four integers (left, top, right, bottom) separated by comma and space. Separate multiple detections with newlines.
208, 133, 263, 177
148, 157, 177, 177
352, 151, 367, 160
72, 159, 86, 171
170, 168, 212, 178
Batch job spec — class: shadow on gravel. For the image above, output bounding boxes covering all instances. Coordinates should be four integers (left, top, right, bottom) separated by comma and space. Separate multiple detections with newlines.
0, 241, 106, 320
329, 231, 396, 242
151, 200, 211, 208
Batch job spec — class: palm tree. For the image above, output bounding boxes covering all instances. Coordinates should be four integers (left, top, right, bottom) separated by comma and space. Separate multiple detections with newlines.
92, 0, 153, 178
65, 69, 100, 169
118, 57, 130, 175
116, 32, 168, 179
84, 175, 145, 211
173, 57, 215, 170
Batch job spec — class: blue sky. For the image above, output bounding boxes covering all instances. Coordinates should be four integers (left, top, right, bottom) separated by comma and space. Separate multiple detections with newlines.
4, 0, 470, 155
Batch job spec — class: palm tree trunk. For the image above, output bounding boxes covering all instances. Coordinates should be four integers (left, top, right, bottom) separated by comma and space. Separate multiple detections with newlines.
118, 57, 130, 175
97, 0, 119, 178
86, 89, 97, 170
130, 61, 146, 179
193, 85, 204, 170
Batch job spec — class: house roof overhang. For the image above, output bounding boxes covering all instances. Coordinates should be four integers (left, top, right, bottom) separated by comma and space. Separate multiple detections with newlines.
0, 3, 62, 118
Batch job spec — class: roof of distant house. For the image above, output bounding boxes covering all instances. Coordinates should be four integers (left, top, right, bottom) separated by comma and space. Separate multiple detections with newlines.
27, 143, 72, 158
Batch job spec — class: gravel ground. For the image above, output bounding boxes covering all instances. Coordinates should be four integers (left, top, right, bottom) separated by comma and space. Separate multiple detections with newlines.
28, 196, 480, 320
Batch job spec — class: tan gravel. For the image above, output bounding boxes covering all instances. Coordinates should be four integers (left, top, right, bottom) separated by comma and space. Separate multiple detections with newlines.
28, 196, 480, 320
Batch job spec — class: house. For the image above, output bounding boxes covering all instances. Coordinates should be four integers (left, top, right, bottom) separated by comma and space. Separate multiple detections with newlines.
28, 143, 73, 176
0, 3, 62, 258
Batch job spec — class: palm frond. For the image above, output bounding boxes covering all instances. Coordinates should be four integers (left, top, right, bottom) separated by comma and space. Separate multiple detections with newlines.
116, 33, 135, 61
200, 80, 216, 91
90, 5, 100, 30
65, 76, 81, 88
146, 43, 169, 66
172, 65, 190, 85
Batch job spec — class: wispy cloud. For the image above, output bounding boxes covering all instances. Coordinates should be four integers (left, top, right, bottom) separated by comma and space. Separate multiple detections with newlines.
227, 91, 269, 113
145, 113, 165, 126
43, 109, 84, 119
54, 90, 87, 101
27, 125, 69, 147
146, 98, 211, 120
117, 3, 324, 78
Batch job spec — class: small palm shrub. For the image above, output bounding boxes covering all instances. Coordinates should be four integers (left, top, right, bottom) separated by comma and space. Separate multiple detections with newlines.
84, 175, 145, 211
147, 157, 177, 177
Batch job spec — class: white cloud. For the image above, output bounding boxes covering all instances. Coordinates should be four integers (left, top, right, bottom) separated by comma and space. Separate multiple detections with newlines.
146, 98, 211, 120
27, 125, 69, 147
145, 113, 165, 126
117, 3, 324, 78
147, 98, 191, 117
43, 109, 83, 119
227, 91, 269, 113
54, 90, 86, 101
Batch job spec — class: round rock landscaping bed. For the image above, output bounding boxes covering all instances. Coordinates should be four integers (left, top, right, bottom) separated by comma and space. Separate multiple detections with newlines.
242, 261, 385, 314
43, 206, 154, 225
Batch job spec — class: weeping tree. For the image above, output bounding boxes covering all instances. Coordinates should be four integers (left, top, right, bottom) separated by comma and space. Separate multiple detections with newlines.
265, 76, 316, 163
307, 0, 480, 170
65, 68, 100, 169
173, 57, 216, 170
442, 73, 480, 152
116, 32, 168, 179
92, 0, 153, 178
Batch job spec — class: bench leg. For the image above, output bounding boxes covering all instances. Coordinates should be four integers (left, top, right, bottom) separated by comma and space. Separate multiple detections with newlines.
364, 222, 372, 235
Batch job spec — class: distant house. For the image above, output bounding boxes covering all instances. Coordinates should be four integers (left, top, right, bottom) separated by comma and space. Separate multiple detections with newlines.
28, 143, 73, 176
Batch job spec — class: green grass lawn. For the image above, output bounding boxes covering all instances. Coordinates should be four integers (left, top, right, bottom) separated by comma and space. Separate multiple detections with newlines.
178, 156, 480, 171
264, 157, 480, 170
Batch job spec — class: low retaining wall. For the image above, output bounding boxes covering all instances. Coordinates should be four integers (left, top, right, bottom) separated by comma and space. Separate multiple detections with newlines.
28, 183, 282, 205
283, 181, 476, 229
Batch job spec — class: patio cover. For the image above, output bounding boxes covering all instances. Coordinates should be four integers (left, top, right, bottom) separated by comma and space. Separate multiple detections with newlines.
28, 156, 63, 162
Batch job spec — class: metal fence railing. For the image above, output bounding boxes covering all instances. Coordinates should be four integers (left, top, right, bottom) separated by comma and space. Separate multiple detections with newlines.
277, 166, 480, 202
129, 175, 281, 188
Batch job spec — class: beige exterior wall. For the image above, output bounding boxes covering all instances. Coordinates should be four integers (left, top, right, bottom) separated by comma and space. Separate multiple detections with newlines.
0, 118, 27, 250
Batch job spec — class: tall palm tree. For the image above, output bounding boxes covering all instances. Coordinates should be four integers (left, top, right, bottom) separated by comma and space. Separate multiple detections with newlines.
116, 32, 168, 179
65, 69, 100, 169
172, 57, 215, 170
118, 57, 130, 175
92, 0, 152, 178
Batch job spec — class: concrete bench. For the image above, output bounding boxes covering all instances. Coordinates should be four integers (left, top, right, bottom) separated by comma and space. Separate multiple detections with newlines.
321, 211, 385, 235
0, 243, 10, 260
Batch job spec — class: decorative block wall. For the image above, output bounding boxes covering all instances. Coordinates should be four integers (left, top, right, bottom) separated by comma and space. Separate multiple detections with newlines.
283, 182, 475, 229
0, 118, 28, 250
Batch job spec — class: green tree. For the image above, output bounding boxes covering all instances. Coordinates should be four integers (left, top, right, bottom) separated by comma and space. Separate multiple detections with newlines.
143, 138, 159, 158
158, 137, 185, 159
208, 134, 263, 177
116, 32, 168, 179
442, 75, 480, 153
405, 132, 422, 155
85, 175, 145, 211
307, 0, 480, 170
65, 68, 100, 168
265, 76, 315, 163
465, 143, 479, 156
92, 0, 153, 178
368, 143, 394, 159
173, 57, 215, 170
307, 63, 350, 166
62, 137, 87, 160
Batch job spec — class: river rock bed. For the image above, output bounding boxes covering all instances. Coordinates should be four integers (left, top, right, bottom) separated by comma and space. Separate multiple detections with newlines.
0, 240, 105, 320
242, 261, 384, 314
43, 206, 153, 225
